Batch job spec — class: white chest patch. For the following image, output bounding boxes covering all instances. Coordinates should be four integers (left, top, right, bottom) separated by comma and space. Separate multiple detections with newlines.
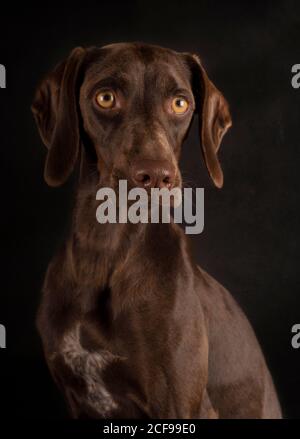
59, 324, 118, 417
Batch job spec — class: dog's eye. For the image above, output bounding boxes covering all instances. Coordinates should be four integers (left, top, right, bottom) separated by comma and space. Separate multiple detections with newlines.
171, 97, 189, 114
96, 91, 116, 109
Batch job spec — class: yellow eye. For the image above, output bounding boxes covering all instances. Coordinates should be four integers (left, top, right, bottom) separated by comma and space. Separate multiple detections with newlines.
171, 97, 189, 114
96, 91, 115, 109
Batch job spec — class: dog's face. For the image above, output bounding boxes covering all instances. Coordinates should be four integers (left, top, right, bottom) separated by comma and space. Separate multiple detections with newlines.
79, 43, 195, 191
32, 43, 232, 190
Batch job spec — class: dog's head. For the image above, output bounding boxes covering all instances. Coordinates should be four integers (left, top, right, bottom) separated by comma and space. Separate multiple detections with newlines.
32, 42, 231, 190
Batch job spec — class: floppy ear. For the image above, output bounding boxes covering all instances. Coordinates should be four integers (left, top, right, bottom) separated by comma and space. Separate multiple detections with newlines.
186, 54, 232, 188
31, 47, 86, 187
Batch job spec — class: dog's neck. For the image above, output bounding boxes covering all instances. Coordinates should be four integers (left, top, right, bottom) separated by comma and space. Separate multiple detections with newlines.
69, 180, 163, 287
68, 181, 189, 317
66, 153, 185, 291
71, 198, 181, 299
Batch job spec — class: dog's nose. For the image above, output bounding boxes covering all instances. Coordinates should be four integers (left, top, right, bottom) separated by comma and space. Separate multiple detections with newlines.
131, 159, 175, 189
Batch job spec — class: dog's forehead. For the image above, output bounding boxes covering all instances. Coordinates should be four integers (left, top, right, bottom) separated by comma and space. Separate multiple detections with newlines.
84, 43, 190, 84
102, 42, 178, 61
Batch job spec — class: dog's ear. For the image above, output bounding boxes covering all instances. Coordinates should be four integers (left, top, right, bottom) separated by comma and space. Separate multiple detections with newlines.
31, 47, 86, 187
185, 54, 232, 188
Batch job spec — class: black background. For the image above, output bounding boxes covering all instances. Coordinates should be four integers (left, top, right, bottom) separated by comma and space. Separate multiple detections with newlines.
0, 0, 299, 419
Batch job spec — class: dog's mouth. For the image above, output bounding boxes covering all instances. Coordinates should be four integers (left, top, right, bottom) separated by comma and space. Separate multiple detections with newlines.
106, 172, 183, 208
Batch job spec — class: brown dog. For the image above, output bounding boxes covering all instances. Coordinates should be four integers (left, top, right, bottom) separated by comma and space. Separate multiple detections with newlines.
32, 42, 282, 419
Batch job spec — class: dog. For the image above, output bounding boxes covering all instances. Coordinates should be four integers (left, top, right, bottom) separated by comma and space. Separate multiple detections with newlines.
32, 42, 282, 419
